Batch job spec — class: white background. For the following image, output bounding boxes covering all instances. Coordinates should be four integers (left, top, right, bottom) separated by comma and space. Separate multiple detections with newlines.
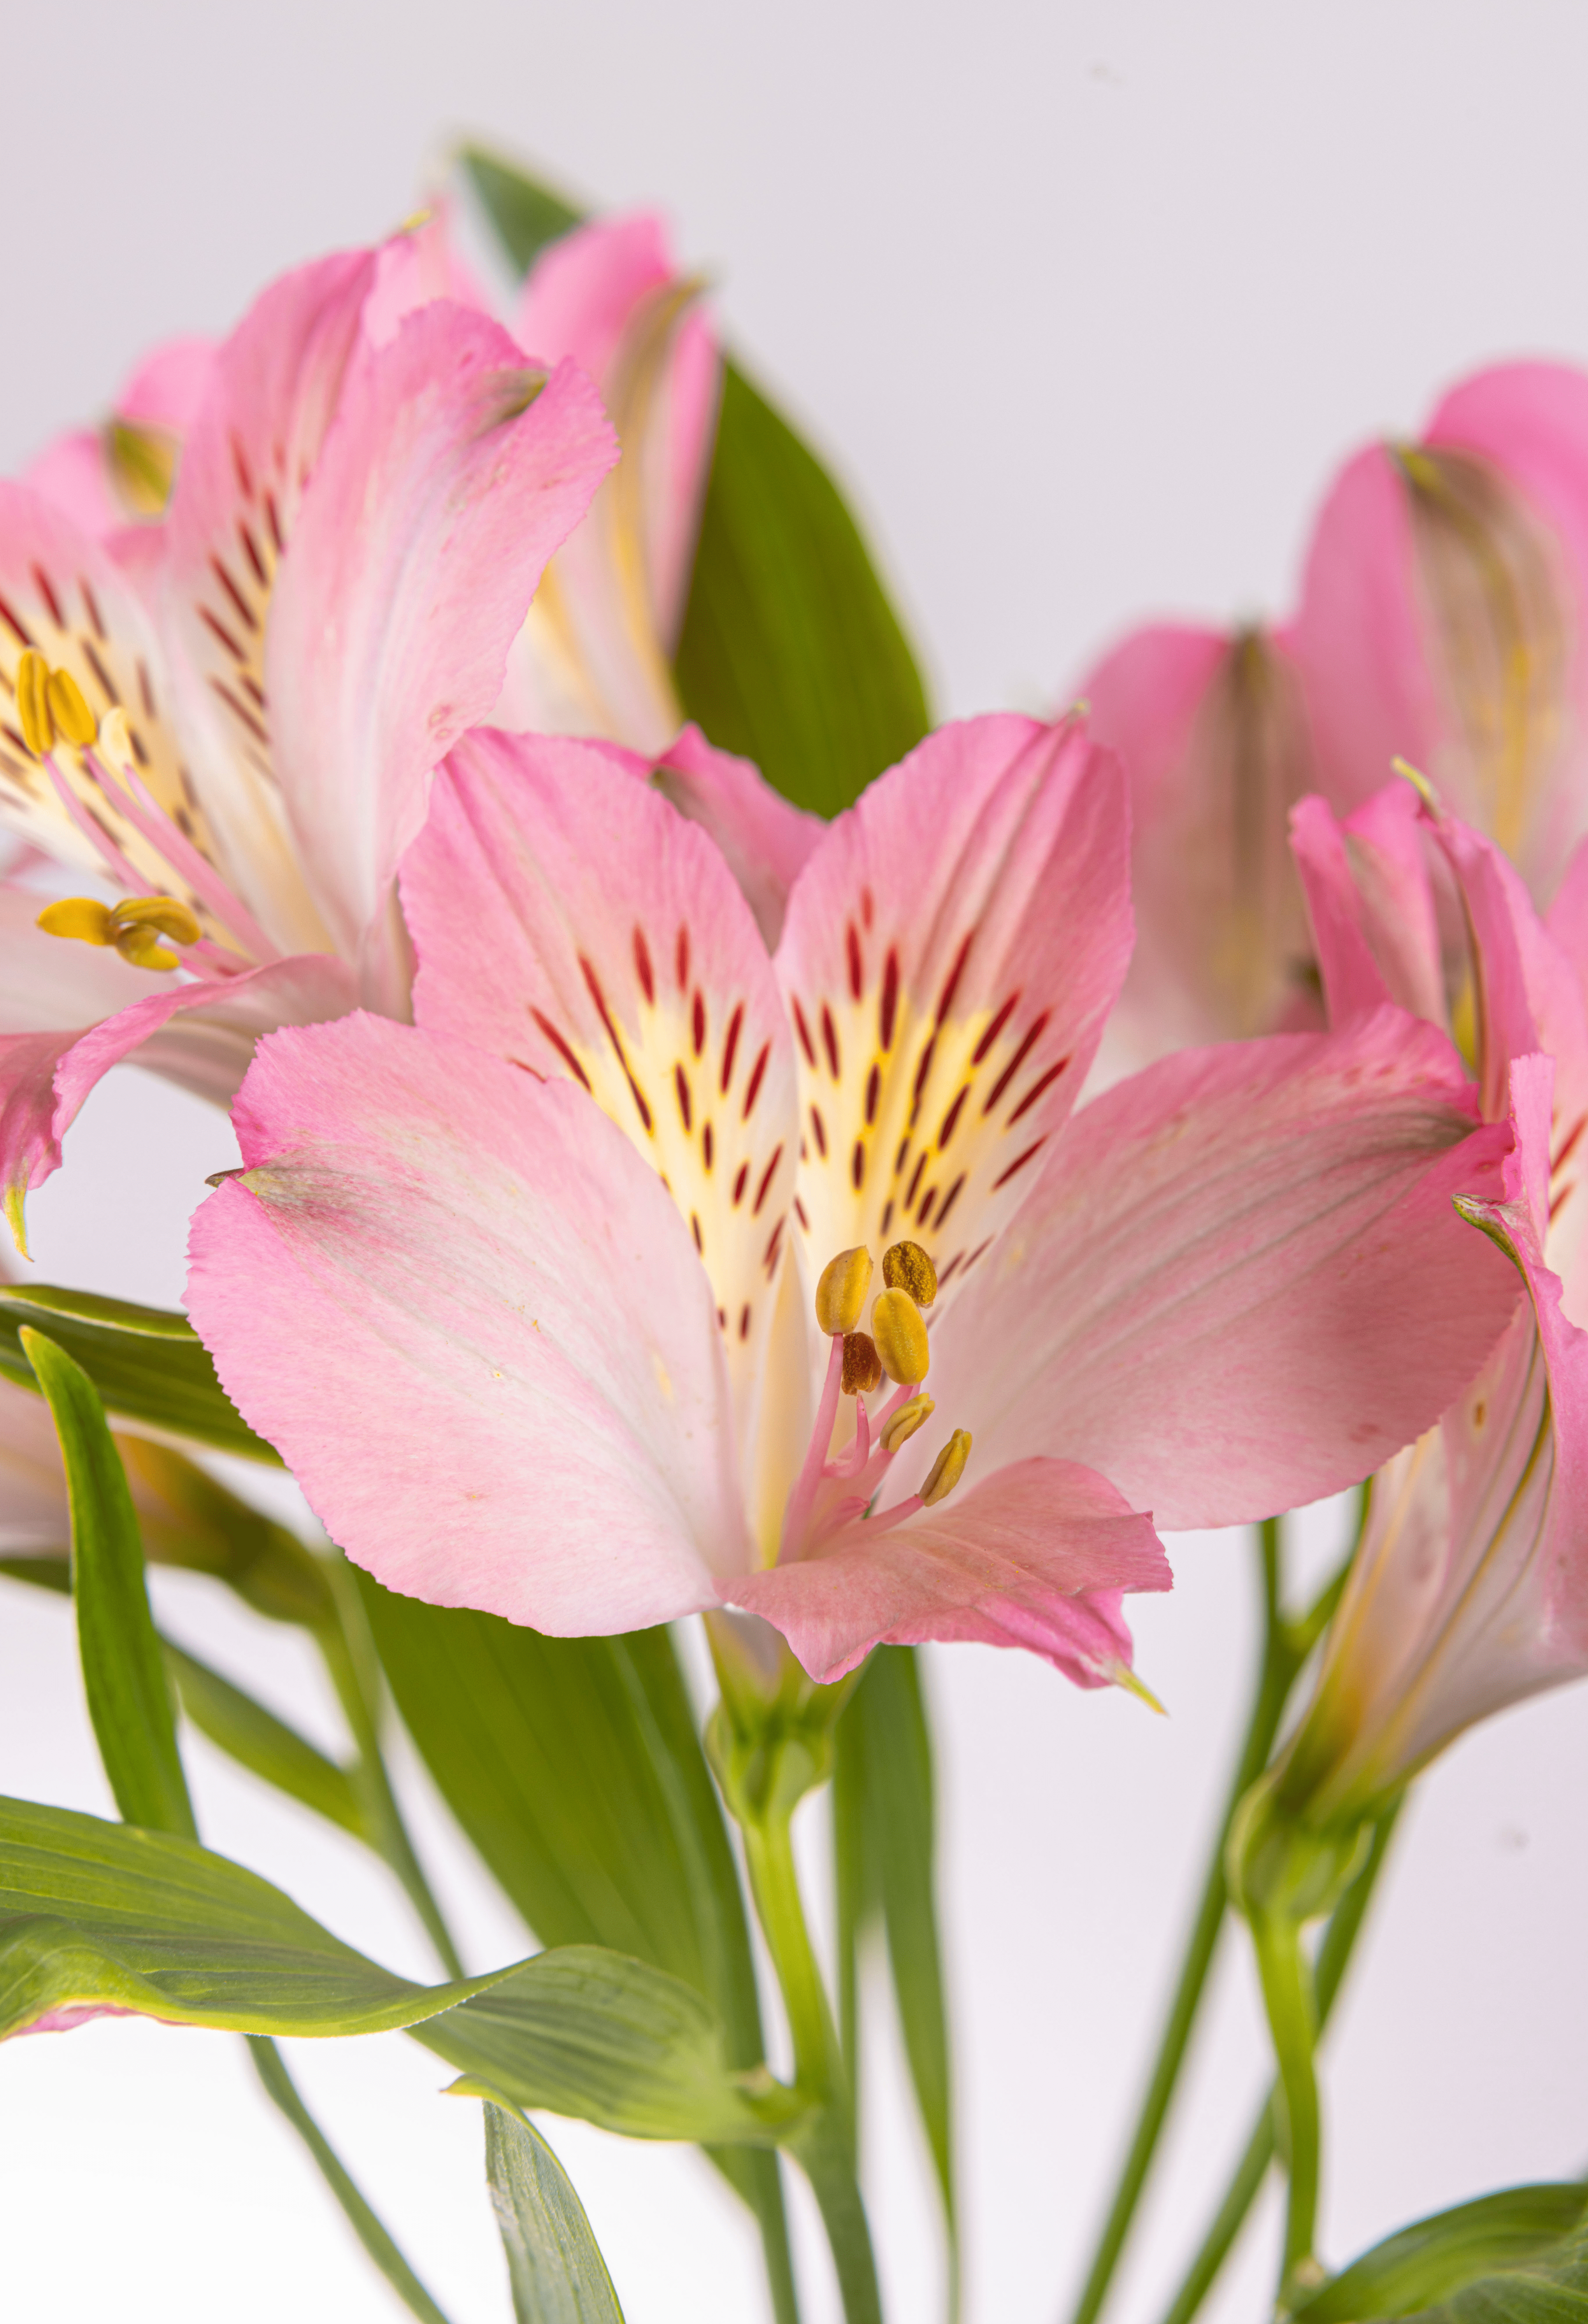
1, 4, 1586, 2320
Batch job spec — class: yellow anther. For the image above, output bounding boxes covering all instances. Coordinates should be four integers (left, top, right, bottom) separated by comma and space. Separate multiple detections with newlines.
15, 650, 52, 756
37, 897, 115, 946
113, 895, 202, 945
841, 1331, 882, 1396
97, 706, 135, 773
882, 1238, 938, 1307
878, 1392, 935, 1453
37, 892, 198, 973
920, 1428, 972, 1506
45, 667, 96, 749
871, 1286, 930, 1384
815, 1245, 873, 1336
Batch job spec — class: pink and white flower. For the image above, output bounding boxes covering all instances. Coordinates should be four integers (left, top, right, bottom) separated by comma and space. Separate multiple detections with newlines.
0, 239, 617, 1245
186, 715, 1518, 1688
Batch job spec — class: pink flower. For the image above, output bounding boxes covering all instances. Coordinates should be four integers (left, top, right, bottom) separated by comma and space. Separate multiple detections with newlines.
186, 715, 1518, 1688
24, 335, 216, 534
1272, 782, 1588, 1819
0, 239, 617, 1246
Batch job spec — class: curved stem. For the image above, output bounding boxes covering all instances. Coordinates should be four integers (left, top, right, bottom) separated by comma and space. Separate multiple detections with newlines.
1250, 1908, 1320, 2295
741, 1804, 882, 2324
1155, 1806, 1401, 2324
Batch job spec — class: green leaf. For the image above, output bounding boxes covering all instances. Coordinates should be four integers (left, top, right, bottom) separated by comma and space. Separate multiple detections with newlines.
474, 2093, 625, 2324
1294, 2187, 1588, 2324
0, 1795, 507, 2038
163, 1640, 367, 1839
457, 144, 584, 274
418, 1945, 803, 2147
24, 1327, 196, 1840
0, 1284, 278, 1463
359, 1589, 799, 2310
837, 1649, 956, 2254
674, 359, 930, 816
250, 2036, 455, 2324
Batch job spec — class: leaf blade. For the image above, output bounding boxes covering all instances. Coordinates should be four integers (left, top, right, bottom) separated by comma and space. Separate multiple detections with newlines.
1295, 2186, 1588, 2324
478, 2094, 626, 2324
0, 1286, 278, 1462
23, 1327, 196, 1839
457, 145, 584, 274
163, 1639, 367, 1839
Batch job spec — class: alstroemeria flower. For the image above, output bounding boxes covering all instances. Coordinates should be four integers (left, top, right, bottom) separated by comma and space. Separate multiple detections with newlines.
1289, 362, 1588, 910
490, 209, 719, 753
23, 334, 216, 536
1271, 783, 1588, 1821
186, 715, 1519, 1688
0, 241, 617, 1243
1083, 623, 1322, 1057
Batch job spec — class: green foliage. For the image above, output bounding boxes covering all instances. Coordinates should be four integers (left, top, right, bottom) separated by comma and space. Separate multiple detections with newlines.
457, 144, 583, 274
249, 2038, 456, 2324
1294, 2186, 1588, 2324
477, 2095, 626, 2324
0, 1795, 504, 2039
24, 1328, 196, 1840
0, 1284, 277, 1462
832, 1648, 957, 2293
163, 1641, 367, 1839
675, 360, 930, 815
419, 1947, 804, 2146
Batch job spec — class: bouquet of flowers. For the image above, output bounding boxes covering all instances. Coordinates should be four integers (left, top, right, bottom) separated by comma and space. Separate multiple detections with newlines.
3, 142, 1586, 2324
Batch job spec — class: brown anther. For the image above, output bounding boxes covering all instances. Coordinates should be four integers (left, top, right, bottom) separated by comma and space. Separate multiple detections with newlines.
815, 1245, 873, 1336
841, 1331, 882, 1396
883, 1238, 938, 1307
921, 1428, 972, 1506
871, 1286, 930, 1384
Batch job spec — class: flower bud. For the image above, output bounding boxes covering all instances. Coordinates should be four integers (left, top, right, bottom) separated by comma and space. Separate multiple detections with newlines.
815, 1246, 873, 1336
871, 1287, 929, 1384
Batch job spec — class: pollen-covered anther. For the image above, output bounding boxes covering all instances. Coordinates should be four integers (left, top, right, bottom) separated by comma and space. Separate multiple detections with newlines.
871, 1286, 930, 1384
882, 1238, 938, 1307
37, 892, 200, 973
46, 667, 97, 749
920, 1428, 972, 1506
841, 1332, 882, 1396
879, 1392, 934, 1453
815, 1245, 874, 1336
15, 650, 53, 757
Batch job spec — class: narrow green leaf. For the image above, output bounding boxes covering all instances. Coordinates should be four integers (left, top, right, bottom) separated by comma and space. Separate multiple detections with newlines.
0, 1554, 70, 1593
474, 2093, 625, 2324
163, 1640, 367, 1839
416, 1944, 804, 2147
24, 1327, 195, 1840
250, 2036, 455, 2324
0, 1795, 509, 2038
0, 1285, 278, 1462
457, 144, 584, 274
674, 359, 930, 816
1294, 2187, 1588, 2324
839, 1648, 956, 2257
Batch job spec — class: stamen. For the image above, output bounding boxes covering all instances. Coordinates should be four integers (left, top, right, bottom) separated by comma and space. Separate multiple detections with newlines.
36, 897, 114, 947
841, 1331, 882, 1396
15, 650, 52, 757
780, 1333, 846, 1562
91, 716, 280, 966
815, 1245, 873, 1334
878, 1392, 935, 1453
921, 1429, 972, 1506
37, 892, 201, 974
871, 1286, 930, 1384
45, 668, 96, 749
882, 1238, 938, 1306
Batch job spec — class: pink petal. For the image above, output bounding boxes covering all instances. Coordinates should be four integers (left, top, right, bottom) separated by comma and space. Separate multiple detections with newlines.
1083, 622, 1318, 1051
20, 338, 217, 541
117, 337, 217, 435
21, 431, 123, 539
776, 713, 1133, 1290
402, 727, 798, 1425
653, 724, 824, 951
264, 309, 617, 980
186, 1012, 747, 1631
729, 1456, 1169, 1686
921, 1009, 1520, 1530
0, 951, 357, 1248
516, 211, 677, 387
1283, 1054, 1588, 1815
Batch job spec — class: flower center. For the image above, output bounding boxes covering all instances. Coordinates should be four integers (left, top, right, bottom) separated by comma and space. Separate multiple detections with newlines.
779, 1236, 971, 1563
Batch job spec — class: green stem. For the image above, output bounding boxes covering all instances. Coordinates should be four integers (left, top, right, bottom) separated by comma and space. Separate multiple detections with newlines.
1068, 1521, 1296, 2324
741, 1805, 882, 2324
1250, 1909, 1320, 2292
1156, 1807, 1401, 2324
